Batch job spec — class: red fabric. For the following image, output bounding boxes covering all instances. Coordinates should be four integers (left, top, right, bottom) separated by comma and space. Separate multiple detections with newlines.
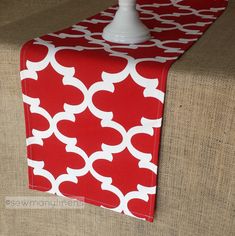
20, 0, 227, 222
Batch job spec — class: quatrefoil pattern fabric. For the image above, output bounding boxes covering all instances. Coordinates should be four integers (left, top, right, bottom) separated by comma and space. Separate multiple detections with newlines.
20, 0, 227, 222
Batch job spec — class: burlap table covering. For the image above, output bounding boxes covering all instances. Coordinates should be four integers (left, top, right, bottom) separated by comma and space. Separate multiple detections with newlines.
0, 0, 234, 235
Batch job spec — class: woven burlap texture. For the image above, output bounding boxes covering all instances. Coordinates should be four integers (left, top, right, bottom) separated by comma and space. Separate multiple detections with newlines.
0, 1, 234, 235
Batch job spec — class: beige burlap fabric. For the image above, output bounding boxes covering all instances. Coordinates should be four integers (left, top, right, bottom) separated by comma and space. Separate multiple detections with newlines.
0, 1, 234, 235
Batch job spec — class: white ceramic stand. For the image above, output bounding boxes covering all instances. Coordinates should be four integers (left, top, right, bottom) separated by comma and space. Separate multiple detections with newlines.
102, 0, 150, 44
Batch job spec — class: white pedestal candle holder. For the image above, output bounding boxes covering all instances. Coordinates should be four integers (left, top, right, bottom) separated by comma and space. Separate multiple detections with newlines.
102, 0, 150, 44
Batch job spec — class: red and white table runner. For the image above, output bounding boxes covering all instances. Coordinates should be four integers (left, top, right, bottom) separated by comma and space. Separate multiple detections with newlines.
20, 0, 227, 222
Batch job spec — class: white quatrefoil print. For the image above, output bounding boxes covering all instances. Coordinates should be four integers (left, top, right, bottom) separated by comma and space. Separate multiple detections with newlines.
20, 0, 227, 222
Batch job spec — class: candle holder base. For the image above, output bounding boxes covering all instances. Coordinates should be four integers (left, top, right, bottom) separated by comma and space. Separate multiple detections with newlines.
103, 25, 150, 45
102, 2, 150, 44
